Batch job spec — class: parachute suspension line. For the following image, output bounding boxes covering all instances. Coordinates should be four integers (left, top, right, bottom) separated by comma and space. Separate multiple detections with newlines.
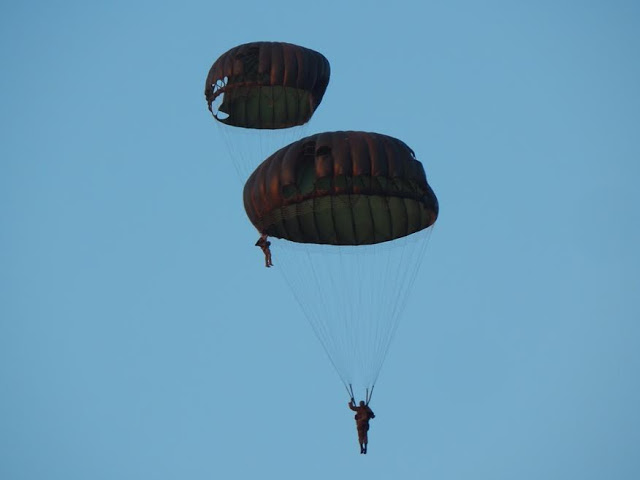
215, 121, 244, 181
337, 219, 363, 390
276, 239, 374, 398
271, 228, 435, 401
365, 385, 375, 405
368, 233, 399, 386
370, 227, 435, 387
322, 224, 363, 392
362, 242, 375, 388
308, 234, 424, 396
371, 236, 416, 386
282, 269, 350, 392
335, 223, 378, 395
347, 225, 419, 393
368, 229, 415, 386
302, 243, 350, 386
215, 120, 311, 183
275, 242, 351, 390
355, 228, 417, 393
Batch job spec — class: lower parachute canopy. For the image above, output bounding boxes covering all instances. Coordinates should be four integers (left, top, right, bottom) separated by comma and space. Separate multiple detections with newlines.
243, 131, 438, 398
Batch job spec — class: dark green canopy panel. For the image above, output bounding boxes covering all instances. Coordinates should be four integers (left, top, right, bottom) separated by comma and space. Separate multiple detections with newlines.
243, 131, 439, 245
204, 42, 330, 129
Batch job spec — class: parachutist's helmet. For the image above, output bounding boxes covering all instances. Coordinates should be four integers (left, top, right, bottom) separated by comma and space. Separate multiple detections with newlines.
360, 401, 365, 407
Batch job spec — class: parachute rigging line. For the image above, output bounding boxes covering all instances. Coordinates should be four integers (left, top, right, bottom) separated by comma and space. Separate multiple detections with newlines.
365, 385, 375, 405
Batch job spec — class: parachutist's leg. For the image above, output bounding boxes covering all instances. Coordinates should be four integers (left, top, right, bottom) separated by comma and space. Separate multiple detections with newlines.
358, 427, 366, 453
362, 429, 368, 454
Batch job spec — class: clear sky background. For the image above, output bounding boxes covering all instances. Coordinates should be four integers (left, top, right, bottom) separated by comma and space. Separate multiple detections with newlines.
2, 1, 639, 479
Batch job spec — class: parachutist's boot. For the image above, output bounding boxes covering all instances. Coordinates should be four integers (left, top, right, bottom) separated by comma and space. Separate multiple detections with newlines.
360, 445, 364, 454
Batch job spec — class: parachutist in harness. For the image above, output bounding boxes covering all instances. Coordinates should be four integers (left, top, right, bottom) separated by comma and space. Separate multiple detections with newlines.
348, 398, 375, 454
255, 234, 273, 268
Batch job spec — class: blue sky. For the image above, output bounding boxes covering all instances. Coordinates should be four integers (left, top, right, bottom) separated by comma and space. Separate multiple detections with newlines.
1, 1, 639, 479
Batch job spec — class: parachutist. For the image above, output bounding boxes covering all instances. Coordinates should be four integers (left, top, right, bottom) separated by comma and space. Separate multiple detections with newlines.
349, 399, 375, 454
243, 132, 438, 436
255, 234, 273, 268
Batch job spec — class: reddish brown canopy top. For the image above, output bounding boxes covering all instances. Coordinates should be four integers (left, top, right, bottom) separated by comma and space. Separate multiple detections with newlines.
204, 42, 330, 129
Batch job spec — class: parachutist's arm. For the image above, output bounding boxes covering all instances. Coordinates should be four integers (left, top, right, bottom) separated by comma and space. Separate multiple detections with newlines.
255, 234, 268, 247
349, 401, 357, 411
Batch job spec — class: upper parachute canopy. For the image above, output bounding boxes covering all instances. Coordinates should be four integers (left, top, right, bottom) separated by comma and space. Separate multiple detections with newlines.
244, 131, 439, 245
204, 42, 330, 129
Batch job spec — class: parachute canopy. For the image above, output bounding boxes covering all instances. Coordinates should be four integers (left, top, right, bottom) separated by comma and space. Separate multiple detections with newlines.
205, 42, 330, 129
244, 131, 439, 245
